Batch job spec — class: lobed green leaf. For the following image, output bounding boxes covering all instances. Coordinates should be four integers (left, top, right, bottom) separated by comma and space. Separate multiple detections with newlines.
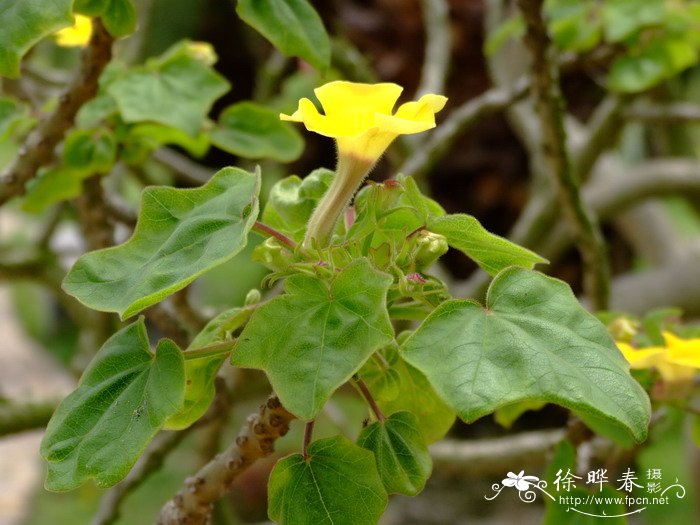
357, 411, 432, 496
360, 352, 455, 444
401, 267, 651, 442
40, 319, 185, 490
268, 436, 387, 524
0, 0, 73, 78
231, 258, 394, 420
107, 42, 229, 136
63, 167, 260, 319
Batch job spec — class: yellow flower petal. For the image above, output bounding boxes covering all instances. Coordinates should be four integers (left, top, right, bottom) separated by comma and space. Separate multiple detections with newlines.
55, 15, 93, 48
314, 81, 403, 116
663, 331, 700, 368
281, 80, 447, 162
617, 342, 666, 369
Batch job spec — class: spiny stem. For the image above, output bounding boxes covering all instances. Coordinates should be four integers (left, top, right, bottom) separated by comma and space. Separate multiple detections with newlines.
303, 420, 315, 459
253, 221, 297, 250
355, 377, 386, 422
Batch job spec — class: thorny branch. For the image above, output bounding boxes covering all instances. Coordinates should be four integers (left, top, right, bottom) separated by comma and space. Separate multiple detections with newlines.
0, 19, 114, 205
516, 0, 610, 310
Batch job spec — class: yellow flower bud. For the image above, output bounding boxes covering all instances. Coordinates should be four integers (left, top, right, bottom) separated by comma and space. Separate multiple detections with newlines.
55, 15, 93, 48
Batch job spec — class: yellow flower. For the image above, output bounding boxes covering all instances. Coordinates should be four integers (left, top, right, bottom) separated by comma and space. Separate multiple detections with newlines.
616, 331, 700, 383
280, 81, 447, 248
281, 81, 447, 162
55, 15, 93, 48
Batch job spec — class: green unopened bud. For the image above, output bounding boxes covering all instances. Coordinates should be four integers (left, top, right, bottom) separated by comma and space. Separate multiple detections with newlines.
252, 237, 294, 272
244, 289, 262, 306
414, 230, 448, 269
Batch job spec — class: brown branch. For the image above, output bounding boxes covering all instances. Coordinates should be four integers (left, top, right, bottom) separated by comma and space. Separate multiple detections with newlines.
151, 148, 213, 186
91, 378, 232, 525
145, 304, 191, 348
416, 0, 451, 97
625, 102, 700, 122
76, 176, 114, 249
0, 398, 59, 437
399, 76, 530, 178
517, 0, 610, 310
430, 429, 565, 477
157, 395, 295, 525
0, 19, 114, 205
171, 288, 207, 332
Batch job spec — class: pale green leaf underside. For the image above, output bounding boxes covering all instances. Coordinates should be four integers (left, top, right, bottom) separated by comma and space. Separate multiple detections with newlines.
232, 258, 394, 420
63, 167, 260, 318
0, 0, 73, 78
40, 319, 185, 490
401, 267, 650, 442
268, 436, 387, 525
357, 411, 432, 496
237, 0, 331, 71
427, 214, 547, 276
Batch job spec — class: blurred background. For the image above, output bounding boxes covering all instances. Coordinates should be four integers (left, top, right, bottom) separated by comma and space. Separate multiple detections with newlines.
3, 0, 700, 524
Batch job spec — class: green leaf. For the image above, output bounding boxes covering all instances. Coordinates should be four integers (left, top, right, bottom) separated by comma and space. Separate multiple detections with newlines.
401, 267, 651, 442
493, 399, 546, 429
102, 0, 137, 37
0, 97, 29, 141
74, 0, 108, 15
427, 214, 547, 276
360, 352, 455, 444
268, 436, 387, 524
602, 0, 664, 43
63, 167, 260, 319
22, 167, 88, 213
484, 15, 524, 56
548, 1, 601, 52
210, 102, 303, 162
40, 319, 185, 491
122, 123, 210, 164
62, 128, 117, 174
165, 307, 254, 430
237, 0, 331, 71
0, 0, 73, 78
357, 411, 432, 496
107, 42, 229, 136
261, 168, 334, 242
231, 258, 394, 420
608, 37, 698, 93
74, 0, 136, 37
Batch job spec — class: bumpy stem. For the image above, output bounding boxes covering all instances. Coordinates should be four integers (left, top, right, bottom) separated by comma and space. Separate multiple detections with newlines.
303, 154, 373, 249
157, 395, 294, 525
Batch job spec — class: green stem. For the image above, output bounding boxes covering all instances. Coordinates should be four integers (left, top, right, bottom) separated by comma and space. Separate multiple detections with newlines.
303, 154, 373, 249
303, 420, 315, 459
183, 340, 236, 361
253, 221, 296, 250
355, 377, 386, 422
